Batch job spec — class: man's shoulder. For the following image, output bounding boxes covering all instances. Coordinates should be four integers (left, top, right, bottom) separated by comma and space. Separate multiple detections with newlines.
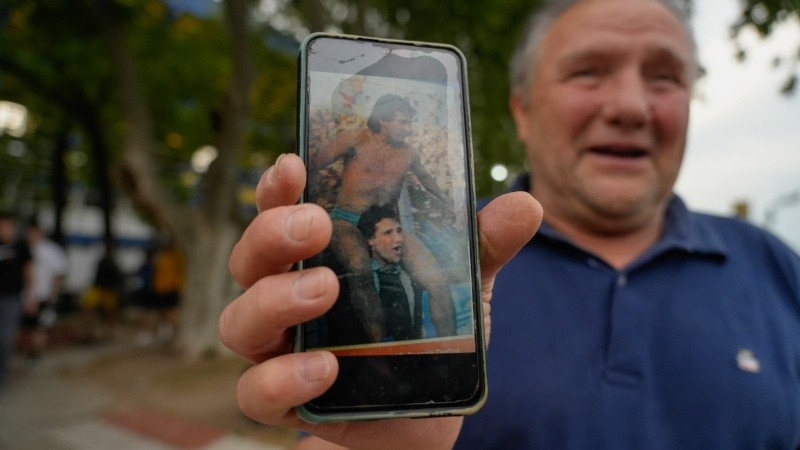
689, 209, 797, 256
351, 128, 381, 145
332, 129, 364, 151
662, 195, 794, 258
684, 209, 800, 291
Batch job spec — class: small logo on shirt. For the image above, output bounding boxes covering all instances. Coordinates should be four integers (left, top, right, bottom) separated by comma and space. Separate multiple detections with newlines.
736, 348, 761, 374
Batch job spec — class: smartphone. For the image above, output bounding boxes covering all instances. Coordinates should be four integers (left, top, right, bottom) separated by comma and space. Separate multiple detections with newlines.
295, 33, 485, 422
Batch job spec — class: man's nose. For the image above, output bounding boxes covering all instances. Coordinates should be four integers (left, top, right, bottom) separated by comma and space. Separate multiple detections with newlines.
601, 69, 651, 130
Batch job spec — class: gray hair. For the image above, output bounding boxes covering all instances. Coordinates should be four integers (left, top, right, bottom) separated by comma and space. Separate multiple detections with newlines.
509, 0, 698, 99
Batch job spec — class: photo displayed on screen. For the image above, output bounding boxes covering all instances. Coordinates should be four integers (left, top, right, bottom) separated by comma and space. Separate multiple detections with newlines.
303, 40, 477, 356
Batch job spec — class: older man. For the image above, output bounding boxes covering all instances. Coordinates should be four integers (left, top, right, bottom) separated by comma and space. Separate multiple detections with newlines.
219, 0, 800, 448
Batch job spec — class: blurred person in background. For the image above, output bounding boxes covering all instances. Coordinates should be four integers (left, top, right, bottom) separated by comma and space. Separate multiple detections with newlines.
18, 219, 68, 360
134, 238, 184, 347
80, 239, 124, 343
133, 244, 157, 346
218, 0, 800, 448
0, 211, 33, 393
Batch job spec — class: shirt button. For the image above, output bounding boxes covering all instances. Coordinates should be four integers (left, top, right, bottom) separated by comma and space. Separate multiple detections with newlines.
617, 274, 628, 287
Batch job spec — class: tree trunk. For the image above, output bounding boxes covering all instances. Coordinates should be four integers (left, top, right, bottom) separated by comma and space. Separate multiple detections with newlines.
92, 0, 255, 360
51, 128, 69, 245
92, 1, 189, 240
179, 220, 241, 357
81, 105, 116, 249
176, 0, 254, 359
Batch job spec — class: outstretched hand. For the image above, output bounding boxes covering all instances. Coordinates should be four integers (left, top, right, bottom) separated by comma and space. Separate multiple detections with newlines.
219, 153, 542, 449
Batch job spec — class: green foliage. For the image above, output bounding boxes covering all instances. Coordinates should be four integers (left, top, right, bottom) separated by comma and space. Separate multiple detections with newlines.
250, 44, 298, 159
0, 0, 111, 203
735, 0, 799, 36
0, 0, 298, 208
732, 0, 800, 95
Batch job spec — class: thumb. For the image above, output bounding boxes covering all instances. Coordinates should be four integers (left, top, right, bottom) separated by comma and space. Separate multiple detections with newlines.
477, 192, 542, 344
478, 191, 543, 285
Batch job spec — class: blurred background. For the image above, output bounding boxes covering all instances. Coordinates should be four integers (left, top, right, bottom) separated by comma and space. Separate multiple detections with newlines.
0, 0, 797, 448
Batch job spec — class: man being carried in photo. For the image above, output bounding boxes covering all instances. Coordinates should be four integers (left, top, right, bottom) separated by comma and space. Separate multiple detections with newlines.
310, 93, 455, 343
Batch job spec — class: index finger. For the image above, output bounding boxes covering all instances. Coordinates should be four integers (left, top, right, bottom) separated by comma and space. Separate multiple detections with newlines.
255, 153, 306, 213
229, 203, 332, 289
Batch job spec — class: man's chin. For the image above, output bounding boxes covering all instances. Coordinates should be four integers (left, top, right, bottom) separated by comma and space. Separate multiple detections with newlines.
585, 176, 662, 205
580, 193, 666, 229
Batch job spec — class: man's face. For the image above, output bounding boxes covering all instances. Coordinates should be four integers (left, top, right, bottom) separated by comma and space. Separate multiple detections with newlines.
0, 218, 17, 243
27, 227, 43, 244
381, 113, 413, 147
369, 218, 404, 265
510, 0, 692, 233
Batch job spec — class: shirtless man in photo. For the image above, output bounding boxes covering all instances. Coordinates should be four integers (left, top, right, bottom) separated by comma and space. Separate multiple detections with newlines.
310, 93, 455, 342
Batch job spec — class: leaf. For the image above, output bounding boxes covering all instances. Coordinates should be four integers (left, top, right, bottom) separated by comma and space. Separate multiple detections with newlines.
780, 74, 797, 95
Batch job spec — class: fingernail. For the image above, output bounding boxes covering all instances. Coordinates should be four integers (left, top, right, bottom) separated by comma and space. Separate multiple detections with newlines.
301, 353, 330, 382
286, 207, 313, 242
266, 154, 285, 185
294, 270, 325, 300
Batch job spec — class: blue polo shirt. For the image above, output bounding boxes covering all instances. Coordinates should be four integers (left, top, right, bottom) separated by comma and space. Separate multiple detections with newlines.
457, 178, 800, 449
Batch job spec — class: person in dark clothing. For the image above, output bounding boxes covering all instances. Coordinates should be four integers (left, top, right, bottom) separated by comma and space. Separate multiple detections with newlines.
357, 204, 420, 342
310, 205, 420, 347
0, 211, 34, 392
80, 241, 124, 342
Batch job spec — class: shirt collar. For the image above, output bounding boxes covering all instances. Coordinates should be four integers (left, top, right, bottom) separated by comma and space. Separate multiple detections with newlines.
371, 259, 402, 274
507, 174, 728, 263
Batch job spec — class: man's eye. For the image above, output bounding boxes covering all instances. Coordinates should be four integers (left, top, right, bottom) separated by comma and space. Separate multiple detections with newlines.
572, 68, 597, 77
654, 72, 675, 80
645, 61, 687, 86
651, 72, 686, 87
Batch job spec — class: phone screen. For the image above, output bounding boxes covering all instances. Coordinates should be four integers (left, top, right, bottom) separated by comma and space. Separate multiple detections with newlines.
297, 34, 484, 421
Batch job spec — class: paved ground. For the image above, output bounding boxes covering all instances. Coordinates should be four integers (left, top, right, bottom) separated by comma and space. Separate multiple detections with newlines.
0, 327, 294, 450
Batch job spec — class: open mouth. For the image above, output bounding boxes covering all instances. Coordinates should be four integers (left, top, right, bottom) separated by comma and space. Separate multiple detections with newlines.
590, 146, 648, 158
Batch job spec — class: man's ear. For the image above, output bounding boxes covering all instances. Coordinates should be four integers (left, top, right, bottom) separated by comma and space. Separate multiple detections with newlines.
509, 94, 531, 144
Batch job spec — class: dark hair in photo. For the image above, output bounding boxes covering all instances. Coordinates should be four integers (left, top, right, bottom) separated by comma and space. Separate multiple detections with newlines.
357, 204, 400, 239
367, 94, 415, 132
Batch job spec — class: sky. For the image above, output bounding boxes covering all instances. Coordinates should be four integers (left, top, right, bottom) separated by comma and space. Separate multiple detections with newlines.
676, 1, 800, 252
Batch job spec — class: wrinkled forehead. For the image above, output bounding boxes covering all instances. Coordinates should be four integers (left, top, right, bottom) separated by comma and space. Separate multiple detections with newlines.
538, 0, 693, 67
